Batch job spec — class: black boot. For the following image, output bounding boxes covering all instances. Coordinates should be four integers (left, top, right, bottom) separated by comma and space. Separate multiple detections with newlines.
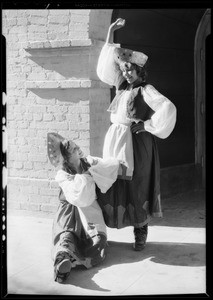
133, 224, 148, 251
54, 251, 72, 283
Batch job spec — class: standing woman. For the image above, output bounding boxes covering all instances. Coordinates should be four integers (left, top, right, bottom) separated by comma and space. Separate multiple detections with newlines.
96, 18, 177, 251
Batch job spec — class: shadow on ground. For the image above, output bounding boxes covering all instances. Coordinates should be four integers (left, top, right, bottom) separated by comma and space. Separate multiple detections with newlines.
63, 240, 205, 291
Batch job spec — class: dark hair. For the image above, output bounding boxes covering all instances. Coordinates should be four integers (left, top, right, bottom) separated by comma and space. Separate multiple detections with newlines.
59, 140, 90, 174
120, 62, 147, 82
60, 140, 77, 174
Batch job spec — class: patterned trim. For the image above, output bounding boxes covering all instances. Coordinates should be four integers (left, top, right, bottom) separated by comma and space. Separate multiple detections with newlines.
117, 163, 133, 180
117, 174, 132, 180
114, 47, 148, 67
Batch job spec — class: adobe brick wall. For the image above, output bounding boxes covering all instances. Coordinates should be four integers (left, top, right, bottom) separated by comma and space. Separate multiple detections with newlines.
3, 9, 113, 213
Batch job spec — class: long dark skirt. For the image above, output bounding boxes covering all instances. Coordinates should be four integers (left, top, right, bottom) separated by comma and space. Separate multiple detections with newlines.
96, 131, 162, 229
52, 190, 107, 269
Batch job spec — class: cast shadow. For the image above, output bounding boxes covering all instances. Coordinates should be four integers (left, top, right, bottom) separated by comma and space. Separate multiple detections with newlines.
63, 240, 205, 292
28, 88, 88, 103
26, 49, 89, 79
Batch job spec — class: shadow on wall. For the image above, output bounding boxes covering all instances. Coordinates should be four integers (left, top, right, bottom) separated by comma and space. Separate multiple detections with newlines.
25, 48, 90, 80
63, 240, 205, 292
28, 88, 89, 103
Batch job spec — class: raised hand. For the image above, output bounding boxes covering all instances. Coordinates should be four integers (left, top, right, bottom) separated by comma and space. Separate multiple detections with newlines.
110, 18, 126, 32
106, 18, 125, 45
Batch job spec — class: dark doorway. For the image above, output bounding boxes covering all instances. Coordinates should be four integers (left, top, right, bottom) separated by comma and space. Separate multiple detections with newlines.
205, 33, 211, 189
111, 9, 206, 169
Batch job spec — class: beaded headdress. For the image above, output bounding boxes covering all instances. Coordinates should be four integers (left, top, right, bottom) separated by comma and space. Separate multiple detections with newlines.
114, 47, 148, 67
47, 132, 66, 167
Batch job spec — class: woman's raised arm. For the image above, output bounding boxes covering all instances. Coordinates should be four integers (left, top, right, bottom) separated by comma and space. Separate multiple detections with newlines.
97, 18, 126, 87
106, 18, 125, 44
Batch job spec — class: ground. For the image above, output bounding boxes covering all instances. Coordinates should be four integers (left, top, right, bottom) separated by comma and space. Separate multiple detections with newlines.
5, 190, 206, 296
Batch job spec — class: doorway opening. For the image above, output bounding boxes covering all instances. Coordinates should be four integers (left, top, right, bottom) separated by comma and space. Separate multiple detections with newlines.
194, 8, 211, 189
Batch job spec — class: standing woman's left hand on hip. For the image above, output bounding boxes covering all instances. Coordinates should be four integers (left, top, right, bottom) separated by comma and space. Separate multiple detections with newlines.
131, 122, 146, 134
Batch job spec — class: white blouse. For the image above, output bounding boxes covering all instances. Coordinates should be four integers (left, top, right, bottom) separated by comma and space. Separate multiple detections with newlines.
55, 156, 120, 237
97, 43, 177, 139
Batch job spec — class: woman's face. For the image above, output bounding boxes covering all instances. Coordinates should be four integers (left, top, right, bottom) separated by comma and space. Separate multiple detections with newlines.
66, 141, 84, 165
121, 65, 139, 84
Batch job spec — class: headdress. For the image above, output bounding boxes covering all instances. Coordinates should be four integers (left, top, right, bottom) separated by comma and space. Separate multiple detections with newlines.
114, 47, 148, 67
47, 132, 66, 167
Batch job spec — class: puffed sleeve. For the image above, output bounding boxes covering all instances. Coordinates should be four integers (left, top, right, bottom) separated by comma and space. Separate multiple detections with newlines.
97, 43, 125, 89
55, 170, 96, 207
87, 156, 120, 193
142, 85, 177, 139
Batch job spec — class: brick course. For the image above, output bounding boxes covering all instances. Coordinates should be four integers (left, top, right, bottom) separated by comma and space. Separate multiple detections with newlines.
3, 9, 113, 213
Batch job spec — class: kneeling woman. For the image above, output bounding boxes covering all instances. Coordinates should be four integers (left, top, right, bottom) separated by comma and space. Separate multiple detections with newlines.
47, 132, 120, 283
